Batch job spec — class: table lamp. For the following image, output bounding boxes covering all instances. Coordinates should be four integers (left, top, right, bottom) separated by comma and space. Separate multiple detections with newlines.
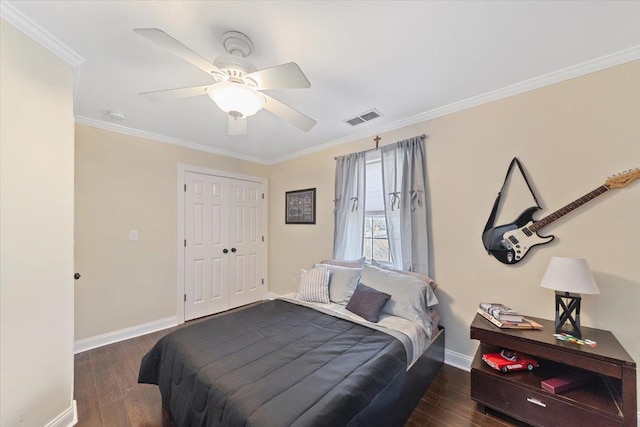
540, 257, 600, 338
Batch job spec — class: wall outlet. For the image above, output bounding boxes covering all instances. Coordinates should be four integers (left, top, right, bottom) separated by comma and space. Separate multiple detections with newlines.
128, 230, 138, 241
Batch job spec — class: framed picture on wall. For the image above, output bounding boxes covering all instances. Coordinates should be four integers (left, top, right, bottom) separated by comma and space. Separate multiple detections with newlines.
285, 188, 316, 224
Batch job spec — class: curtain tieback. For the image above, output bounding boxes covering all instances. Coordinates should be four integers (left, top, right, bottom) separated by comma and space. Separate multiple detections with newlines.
333, 197, 341, 214
388, 192, 401, 211
350, 197, 359, 212
410, 189, 423, 211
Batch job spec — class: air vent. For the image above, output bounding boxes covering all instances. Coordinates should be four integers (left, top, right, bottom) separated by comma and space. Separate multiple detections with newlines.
360, 111, 380, 121
344, 109, 383, 126
346, 117, 365, 126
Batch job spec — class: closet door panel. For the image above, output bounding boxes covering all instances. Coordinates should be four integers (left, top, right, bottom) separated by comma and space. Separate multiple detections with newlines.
184, 173, 230, 320
228, 179, 265, 308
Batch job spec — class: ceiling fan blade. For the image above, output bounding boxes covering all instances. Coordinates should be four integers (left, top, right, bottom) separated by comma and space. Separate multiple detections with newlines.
139, 85, 212, 102
261, 93, 316, 132
245, 63, 310, 90
134, 28, 224, 78
228, 115, 247, 136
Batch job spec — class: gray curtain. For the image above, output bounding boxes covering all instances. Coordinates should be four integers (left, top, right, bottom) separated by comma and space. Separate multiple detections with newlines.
333, 152, 366, 260
381, 136, 429, 274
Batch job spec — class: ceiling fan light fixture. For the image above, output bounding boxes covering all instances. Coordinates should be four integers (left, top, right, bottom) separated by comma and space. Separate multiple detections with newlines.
208, 82, 264, 118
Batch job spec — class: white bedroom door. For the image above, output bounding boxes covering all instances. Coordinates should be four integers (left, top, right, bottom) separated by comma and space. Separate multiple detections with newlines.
184, 171, 266, 321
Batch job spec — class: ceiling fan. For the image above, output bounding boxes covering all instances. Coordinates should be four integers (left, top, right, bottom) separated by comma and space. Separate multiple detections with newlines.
134, 28, 316, 135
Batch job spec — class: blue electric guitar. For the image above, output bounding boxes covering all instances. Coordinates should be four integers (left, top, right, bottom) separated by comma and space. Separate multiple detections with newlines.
483, 168, 639, 264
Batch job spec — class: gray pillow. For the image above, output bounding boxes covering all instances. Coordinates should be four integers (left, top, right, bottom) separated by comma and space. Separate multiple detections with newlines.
360, 264, 438, 334
345, 283, 391, 323
371, 259, 438, 290
314, 263, 361, 304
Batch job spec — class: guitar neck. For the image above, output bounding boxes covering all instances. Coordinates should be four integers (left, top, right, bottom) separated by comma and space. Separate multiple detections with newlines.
529, 185, 609, 232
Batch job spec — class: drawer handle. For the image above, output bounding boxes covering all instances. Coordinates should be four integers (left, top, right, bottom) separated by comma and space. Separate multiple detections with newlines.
526, 397, 547, 408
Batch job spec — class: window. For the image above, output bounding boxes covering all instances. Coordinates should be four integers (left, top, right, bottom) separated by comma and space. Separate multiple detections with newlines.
363, 155, 390, 262
333, 136, 428, 272
363, 214, 389, 262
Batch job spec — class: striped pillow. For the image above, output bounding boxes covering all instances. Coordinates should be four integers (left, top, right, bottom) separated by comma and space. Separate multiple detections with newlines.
297, 267, 330, 303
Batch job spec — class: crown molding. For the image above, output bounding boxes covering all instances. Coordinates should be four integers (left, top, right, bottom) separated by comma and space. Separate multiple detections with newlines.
1, 1, 86, 114
393, 45, 640, 130
75, 116, 271, 165
3, 1, 638, 166
272, 46, 640, 164
11, 0, 634, 168
77, 41, 639, 166
1, 1, 84, 67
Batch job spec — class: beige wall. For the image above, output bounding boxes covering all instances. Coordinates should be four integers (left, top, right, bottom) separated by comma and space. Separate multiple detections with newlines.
74, 125, 270, 340
74, 61, 639, 405
269, 61, 640, 398
0, 20, 75, 426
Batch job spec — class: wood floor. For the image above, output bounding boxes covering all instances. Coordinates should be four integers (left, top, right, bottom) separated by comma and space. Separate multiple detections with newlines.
75, 318, 526, 427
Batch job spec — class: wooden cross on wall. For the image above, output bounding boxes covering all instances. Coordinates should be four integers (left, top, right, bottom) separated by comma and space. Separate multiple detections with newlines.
374, 135, 381, 149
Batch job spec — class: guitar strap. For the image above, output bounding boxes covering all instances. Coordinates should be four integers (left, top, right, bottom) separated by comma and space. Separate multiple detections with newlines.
482, 157, 541, 252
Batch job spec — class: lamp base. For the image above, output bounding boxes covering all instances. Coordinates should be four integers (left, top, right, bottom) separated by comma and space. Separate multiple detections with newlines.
555, 291, 582, 338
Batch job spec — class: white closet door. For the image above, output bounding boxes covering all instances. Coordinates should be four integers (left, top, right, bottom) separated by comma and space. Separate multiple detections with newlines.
228, 179, 266, 308
184, 172, 229, 321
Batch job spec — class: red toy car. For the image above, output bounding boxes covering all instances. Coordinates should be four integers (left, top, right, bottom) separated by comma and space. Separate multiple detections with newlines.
482, 349, 539, 373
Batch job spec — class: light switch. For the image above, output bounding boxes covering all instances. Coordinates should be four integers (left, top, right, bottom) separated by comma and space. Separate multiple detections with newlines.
129, 230, 138, 241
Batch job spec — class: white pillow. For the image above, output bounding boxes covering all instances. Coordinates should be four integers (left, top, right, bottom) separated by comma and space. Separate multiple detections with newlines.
314, 263, 361, 304
297, 267, 330, 303
360, 264, 438, 334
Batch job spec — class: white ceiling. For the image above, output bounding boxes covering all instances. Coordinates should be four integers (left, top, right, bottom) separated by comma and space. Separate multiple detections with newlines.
5, 1, 640, 164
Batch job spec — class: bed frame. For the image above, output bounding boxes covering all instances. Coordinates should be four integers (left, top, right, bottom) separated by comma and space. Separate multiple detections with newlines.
383, 326, 445, 426
159, 309, 445, 427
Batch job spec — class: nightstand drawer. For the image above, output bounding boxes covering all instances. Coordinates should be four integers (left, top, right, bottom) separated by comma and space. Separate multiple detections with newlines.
471, 369, 621, 427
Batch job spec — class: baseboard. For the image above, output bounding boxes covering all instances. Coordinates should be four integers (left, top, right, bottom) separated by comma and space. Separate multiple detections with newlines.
444, 348, 473, 371
74, 317, 179, 354
45, 400, 77, 427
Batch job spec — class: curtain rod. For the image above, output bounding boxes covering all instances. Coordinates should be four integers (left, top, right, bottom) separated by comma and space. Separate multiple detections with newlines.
334, 134, 428, 160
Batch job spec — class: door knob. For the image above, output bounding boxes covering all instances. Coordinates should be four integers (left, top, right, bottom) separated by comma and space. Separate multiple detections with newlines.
74, 273, 81, 280
231, 248, 237, 253
223, 249, 229, 254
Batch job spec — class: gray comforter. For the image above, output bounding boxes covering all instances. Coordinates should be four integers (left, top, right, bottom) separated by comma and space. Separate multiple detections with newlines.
138, 299, 407, 427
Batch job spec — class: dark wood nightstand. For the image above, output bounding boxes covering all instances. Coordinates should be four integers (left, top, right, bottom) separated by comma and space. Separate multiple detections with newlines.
470, 313, 637, 427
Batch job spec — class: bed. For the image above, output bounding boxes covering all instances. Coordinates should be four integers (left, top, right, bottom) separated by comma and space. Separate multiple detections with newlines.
139, 264, 444, 426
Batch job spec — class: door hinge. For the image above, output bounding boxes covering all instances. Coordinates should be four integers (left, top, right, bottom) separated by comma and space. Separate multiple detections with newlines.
184, 239, 186, 247
184, 294, 186, 302
261, 236, 264, 242
261, 278, 264, 285
184, 184, 186, 192
262, 193, 264, 199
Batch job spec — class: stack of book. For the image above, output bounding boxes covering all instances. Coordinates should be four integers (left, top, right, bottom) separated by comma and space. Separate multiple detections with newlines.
541, 372, 588, 394
477, 303, 543, 329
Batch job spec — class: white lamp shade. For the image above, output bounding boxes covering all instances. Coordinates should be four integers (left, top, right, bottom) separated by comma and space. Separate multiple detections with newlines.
540, 257, 600, 295
208, 82, 264, 117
